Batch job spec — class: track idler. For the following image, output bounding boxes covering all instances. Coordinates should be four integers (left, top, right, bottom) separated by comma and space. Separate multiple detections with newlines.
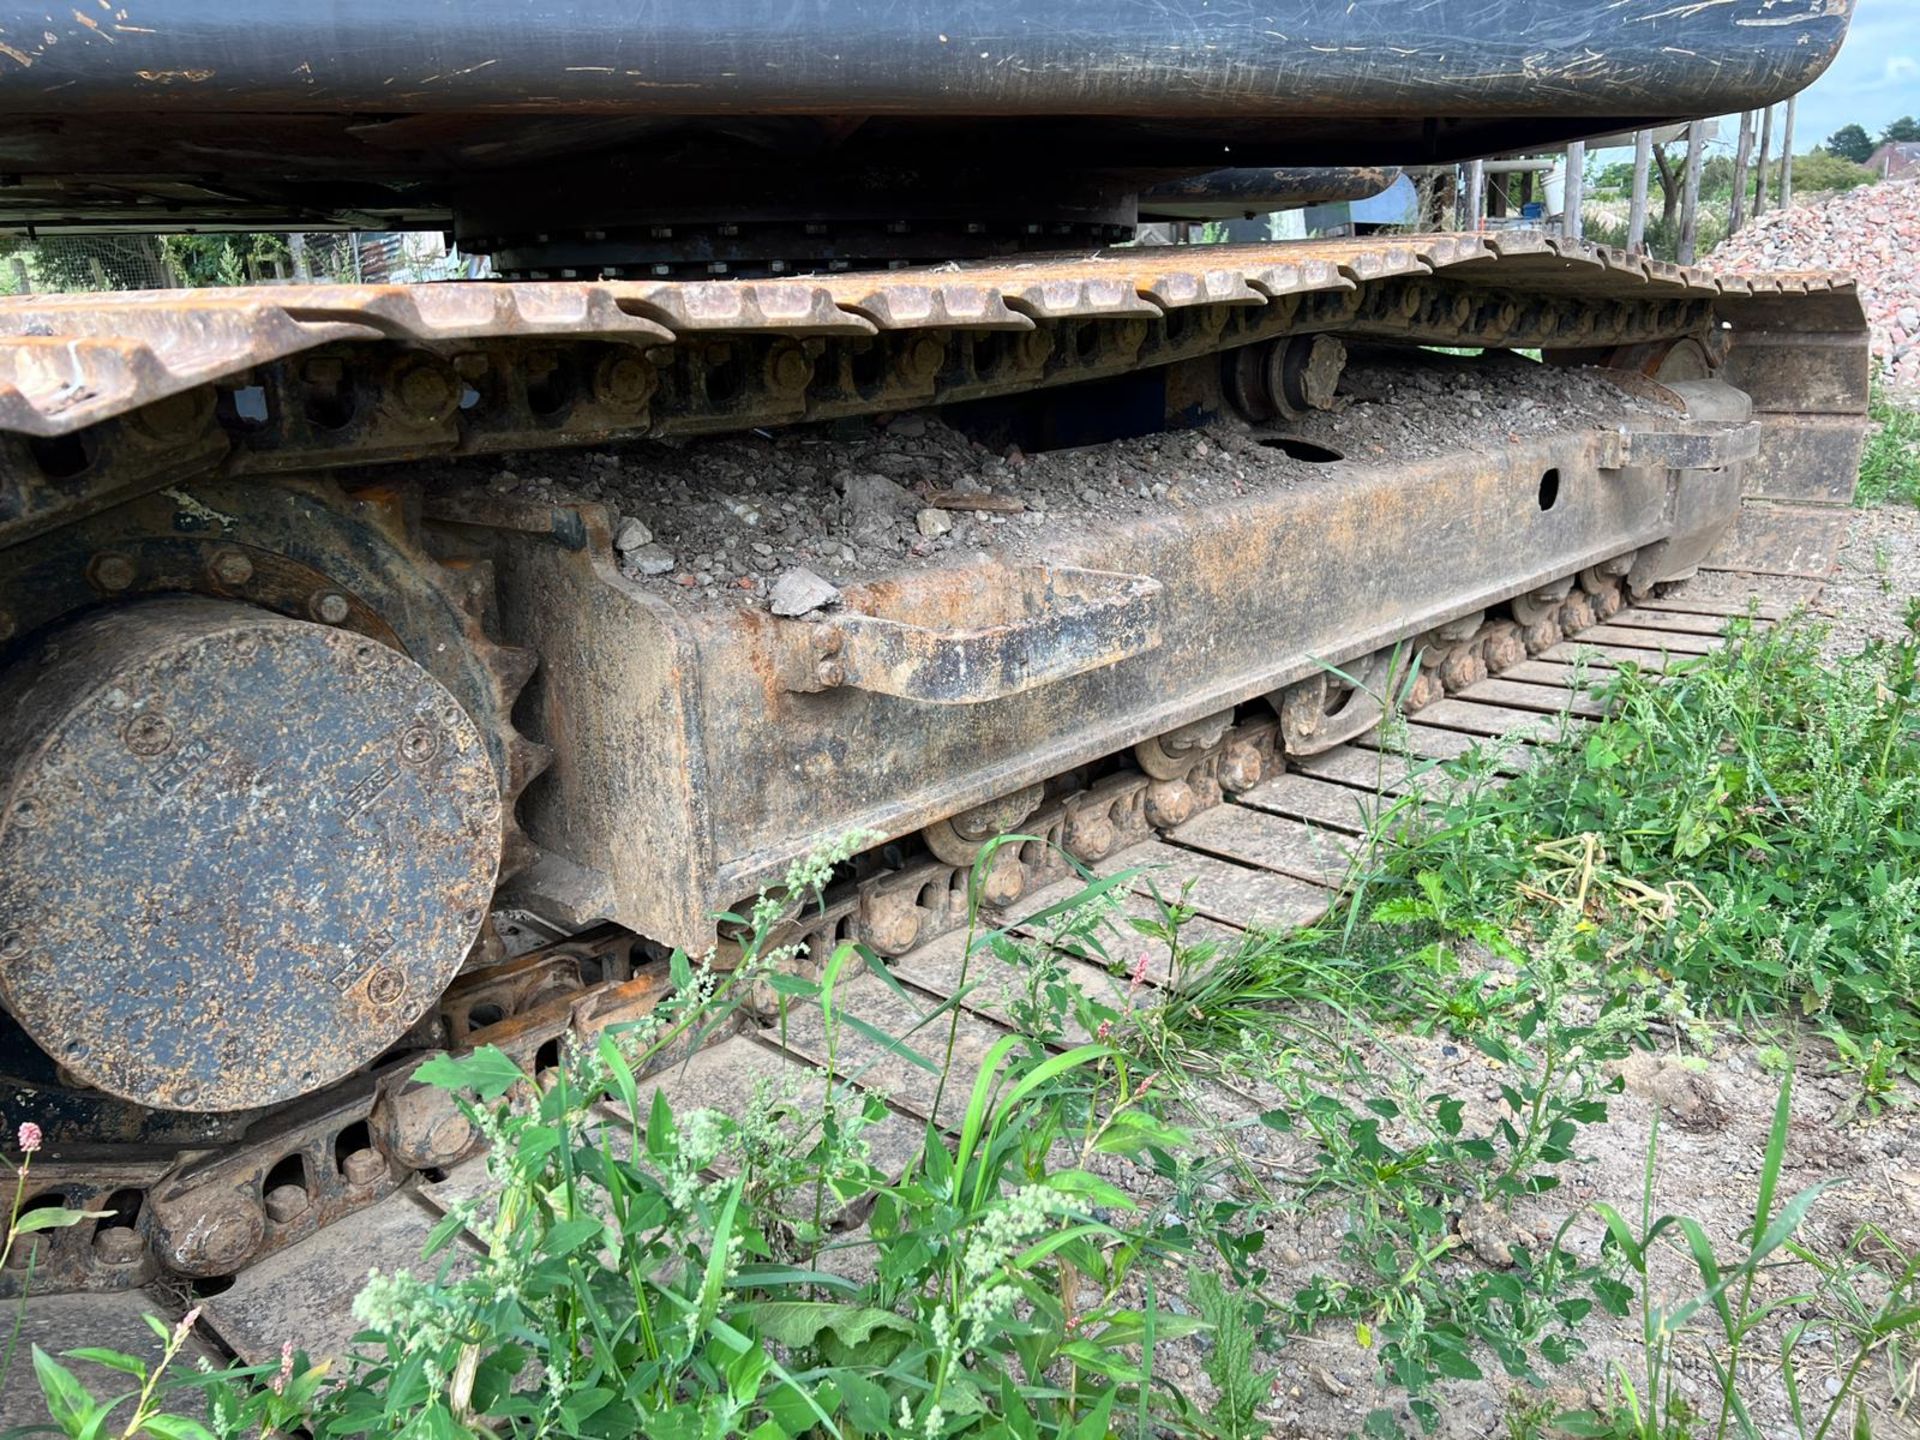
0, 598, 502, 1112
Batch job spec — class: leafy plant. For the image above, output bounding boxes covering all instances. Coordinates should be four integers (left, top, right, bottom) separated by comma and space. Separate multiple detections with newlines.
1856, 382, 1920, 509
1191, 1270, 1274, 1439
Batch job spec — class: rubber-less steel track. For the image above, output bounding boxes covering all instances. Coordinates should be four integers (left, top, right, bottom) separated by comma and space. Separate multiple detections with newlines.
0, 232, 1851, 443
0, 586, 1794, 1409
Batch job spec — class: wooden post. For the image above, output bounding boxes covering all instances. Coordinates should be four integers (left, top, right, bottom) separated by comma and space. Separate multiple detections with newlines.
1626, 128, 1653, 253
1563, 140, 1585, 240
1679, 120, 1705, 263
1780, 95, 1797, 210
1730, 109, 1754, 235
1753, 103, 1773, 217
1464, 158, 1485, 230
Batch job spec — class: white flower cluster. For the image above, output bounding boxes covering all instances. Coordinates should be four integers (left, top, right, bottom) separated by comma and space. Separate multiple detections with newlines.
351, 1267, 472, 1385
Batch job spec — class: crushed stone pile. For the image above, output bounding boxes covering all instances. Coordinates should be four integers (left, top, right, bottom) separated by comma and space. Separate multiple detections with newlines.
1710, 177, 1920, 391
417, 355, 1652, 611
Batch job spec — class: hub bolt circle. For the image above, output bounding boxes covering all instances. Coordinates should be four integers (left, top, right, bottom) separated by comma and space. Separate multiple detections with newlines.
0, 599, 501, 1112
122, 713, 174, 757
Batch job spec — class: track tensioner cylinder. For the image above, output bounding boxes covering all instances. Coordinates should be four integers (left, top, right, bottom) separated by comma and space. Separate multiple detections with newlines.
0, 598, 501, 1112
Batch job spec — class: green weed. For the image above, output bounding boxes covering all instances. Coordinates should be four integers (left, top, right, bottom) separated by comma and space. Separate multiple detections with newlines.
11, 842, 1221, 1440
1856, 383, 1920, 508
1373, 612, 1920, 1070
1551, 1069, 1920, 1440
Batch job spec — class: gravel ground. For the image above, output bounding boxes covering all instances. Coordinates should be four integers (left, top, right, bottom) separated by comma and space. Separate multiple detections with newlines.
1811, 502, 1920, 655
1711, 177, 1920, 396
415, 354, 1656, 611
1672, 496, 1920, 658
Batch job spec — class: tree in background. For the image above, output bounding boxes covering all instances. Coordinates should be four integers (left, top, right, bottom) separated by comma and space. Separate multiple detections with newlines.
160, 233, 291, 287
1882, 116, 1920, 145
0, 234, 171, 291
1788, 149, 1878, 193
1826, 123, 1874, 163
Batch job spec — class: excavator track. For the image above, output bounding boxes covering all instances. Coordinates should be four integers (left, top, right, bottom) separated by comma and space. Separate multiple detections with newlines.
0, 233, 1866, 1401
0, 583, 1797, 1401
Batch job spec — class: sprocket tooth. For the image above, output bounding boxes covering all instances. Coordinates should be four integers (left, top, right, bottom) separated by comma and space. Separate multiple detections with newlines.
500, 819, 542, 883
489, 641, 541, 701
509, 733, 555, 792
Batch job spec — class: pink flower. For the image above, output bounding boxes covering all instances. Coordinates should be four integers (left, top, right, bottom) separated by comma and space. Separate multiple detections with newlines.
172, 1307, 201, 1346
15, 1122, 40, 1155
1095, 1019, 1113, 1042
1129, 952, 1150, 993
271, 1339, 294, 1394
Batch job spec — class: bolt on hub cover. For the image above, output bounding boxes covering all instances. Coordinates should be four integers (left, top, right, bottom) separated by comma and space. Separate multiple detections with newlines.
0, 598, 502, 1112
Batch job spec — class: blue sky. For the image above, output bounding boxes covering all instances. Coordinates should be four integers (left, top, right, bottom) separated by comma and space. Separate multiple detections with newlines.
1586, 0, 1918, 163
1787, 0, 1919, 148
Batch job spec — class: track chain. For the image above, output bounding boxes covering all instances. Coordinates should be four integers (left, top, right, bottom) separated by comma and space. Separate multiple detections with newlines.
3, 560, 1655, 1299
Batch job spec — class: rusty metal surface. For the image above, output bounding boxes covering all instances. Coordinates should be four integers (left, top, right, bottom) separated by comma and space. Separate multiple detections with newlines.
201, 1190, 471, 1366
485, 412, 1729, 949
786, 565, 1163, 704
0, 477, 550, 883
0, 232, 1864, 1314
1703, 289, 1870, 578
0, 598, 501, 1111
1170, 804, 1356, 888
0, 923, 658, 1298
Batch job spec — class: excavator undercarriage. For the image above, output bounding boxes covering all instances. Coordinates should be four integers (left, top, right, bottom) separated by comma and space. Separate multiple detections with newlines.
0, 230, 1870, 1314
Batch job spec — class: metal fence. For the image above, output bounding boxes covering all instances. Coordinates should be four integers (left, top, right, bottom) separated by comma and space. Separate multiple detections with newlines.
0, 231, 490, 294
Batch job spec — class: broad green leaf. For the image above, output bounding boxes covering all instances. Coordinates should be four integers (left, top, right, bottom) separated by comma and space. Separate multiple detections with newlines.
33, 1346, 96, 1432
59, 1348, 146, 1378
1043, 1170, 1135, 1210
413, 1045, 524, 1100
543, 1216, 605, 1257
750, 1301, 913, 1351
138, 1418, 217, 1440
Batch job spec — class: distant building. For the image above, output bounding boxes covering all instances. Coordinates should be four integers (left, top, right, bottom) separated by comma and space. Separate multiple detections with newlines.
1868, 142, 1920, 181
